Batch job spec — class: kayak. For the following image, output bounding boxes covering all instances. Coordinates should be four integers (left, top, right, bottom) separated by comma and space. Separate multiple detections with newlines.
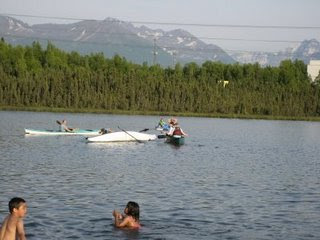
25, 128, 102, 136
87, 131, 157, 142
166, 135, 185, 146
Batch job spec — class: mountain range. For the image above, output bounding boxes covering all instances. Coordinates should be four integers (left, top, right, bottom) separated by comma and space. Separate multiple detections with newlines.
229, 39, 320, 66
0, 15, 319, 67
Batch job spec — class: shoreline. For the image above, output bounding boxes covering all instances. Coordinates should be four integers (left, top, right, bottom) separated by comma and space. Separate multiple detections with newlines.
1, 105, 320, 122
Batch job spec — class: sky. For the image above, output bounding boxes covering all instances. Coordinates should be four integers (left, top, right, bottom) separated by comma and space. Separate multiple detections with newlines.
1, 0, 320, 52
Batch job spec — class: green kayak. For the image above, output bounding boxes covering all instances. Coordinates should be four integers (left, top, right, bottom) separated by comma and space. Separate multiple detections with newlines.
166, 135, 185, 146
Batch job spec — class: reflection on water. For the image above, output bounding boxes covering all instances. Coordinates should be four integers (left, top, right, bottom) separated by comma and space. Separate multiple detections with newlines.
0, 111, 320, 239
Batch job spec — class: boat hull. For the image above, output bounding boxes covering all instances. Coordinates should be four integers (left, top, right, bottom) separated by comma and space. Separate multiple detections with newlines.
87, 131, 157, 142
25, 128, 101, 136
166, 135, 185, 146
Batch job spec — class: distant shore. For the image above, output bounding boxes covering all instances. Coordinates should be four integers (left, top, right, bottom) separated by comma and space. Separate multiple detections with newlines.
2, 105, 320, 122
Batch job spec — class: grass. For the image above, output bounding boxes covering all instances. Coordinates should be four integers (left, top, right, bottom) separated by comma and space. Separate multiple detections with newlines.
1, 105, 320, 122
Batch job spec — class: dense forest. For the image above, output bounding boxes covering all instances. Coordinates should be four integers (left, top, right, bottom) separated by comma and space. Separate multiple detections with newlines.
0, 39, 320, 118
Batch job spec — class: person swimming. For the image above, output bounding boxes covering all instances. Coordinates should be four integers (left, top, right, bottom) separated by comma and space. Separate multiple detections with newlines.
112, 201, 141, 229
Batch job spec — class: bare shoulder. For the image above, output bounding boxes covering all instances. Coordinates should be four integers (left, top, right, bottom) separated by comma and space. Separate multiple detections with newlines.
17, 218, 24, 227
3, 214, 21, 236
6, 215, 19, 226
0, 215, 10, 240
0, 217, 7, 239
0, 215, 10, 229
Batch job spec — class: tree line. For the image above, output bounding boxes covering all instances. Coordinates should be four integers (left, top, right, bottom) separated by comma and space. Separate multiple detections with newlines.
0, 39, 320, 117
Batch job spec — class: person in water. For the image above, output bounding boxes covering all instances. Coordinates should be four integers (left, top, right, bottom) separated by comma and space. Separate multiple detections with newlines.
112, 201, 141, 229
167, 122, 188, 136
0, 197, 27, 240
57, 119, 74, 132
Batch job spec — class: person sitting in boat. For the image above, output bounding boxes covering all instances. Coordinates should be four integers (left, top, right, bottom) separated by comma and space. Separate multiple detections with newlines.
57, 119, 74, 132
158, 118, 166, 127
168, 118, 177, 125
167, 122, 188, 136
167, 118, 176, 134
99, 128, 113, 134
156, 117, 170, 131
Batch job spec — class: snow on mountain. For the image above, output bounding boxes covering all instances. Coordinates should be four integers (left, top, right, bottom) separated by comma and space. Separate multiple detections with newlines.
292, 39, 320, 61
1, 15, 319, 66
132, 26, 234, 64
230, 39, 320, 66
0, 16, 33, 34
176, 37, 184, 44
185, 41, 197, 47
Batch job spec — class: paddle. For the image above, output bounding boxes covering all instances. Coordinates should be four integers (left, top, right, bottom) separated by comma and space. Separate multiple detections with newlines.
118, 126, 143, 143
139, 128, 149, 132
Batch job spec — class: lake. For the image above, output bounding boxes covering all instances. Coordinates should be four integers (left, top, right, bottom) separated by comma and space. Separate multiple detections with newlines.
0, 111, 319, 239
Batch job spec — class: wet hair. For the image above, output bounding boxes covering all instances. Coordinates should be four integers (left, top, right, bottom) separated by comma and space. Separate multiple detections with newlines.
126, 201, 140, 221
9, 197, 26, 213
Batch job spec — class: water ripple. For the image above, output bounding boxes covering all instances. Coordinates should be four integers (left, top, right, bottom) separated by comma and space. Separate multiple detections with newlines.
1, 112, 320, 239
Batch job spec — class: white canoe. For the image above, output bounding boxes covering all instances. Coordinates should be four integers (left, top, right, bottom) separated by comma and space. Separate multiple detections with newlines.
87, 131, 157, 142
25, 128, 102, 136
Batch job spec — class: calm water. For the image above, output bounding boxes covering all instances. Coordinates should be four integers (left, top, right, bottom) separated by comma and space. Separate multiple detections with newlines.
0, 111, 320, 240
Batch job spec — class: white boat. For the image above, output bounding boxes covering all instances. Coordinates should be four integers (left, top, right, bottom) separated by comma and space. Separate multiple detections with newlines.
25, 128, 102, 136
87, 131, 157, 142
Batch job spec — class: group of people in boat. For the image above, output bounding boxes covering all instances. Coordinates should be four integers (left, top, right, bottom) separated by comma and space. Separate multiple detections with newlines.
0, 197, 140, 239
157, 117, 188, 137
57, 117, 187, 137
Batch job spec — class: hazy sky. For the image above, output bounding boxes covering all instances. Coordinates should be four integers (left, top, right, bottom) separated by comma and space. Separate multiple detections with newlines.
1, 0, 320, 52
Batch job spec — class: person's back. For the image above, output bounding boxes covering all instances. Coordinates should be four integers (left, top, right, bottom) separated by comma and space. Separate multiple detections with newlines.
172, 126, 183, 136
0, 197, 27, 240
1, 215, 20, 240
170, 123, 188, 136
123, 215, 140, 228
0, 216, 8, 240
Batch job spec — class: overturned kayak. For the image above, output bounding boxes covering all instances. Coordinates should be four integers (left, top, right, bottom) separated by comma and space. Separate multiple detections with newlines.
166, 135, 185, 146
87, 131, 157, 142
25, 128, 102, 136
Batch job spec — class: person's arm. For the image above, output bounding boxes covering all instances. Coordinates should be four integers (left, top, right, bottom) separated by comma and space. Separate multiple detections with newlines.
113, 210, 124, 227
64, 126, 73, 132
62, 124, 74, 132
0, 220, 5, 240
16, 220, 26, 240
115, 217, 131, 228
167, 127, 174, 135
181, 129, 188, 136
